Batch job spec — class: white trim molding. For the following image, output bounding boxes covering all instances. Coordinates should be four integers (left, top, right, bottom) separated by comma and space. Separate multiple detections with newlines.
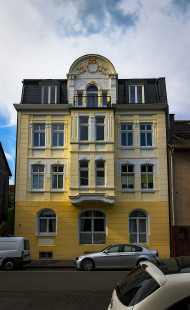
70, 195, 115, 205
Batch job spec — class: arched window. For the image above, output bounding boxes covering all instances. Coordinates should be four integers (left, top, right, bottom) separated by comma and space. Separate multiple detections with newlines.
87, 85, 98, 107
129, 210, 148, 243
79, 210, 106, 244
37, 209, 56, 235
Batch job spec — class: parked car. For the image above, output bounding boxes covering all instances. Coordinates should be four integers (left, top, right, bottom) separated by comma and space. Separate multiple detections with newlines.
0, 237, 30, 270
108, 256, 190, 310
74, 244, 159, 271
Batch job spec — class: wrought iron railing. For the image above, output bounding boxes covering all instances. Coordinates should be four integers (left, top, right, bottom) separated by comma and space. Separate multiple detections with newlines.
73, 95, 111, 107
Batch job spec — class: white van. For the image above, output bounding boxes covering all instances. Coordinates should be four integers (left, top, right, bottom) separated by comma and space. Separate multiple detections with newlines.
0, 237, 30, 270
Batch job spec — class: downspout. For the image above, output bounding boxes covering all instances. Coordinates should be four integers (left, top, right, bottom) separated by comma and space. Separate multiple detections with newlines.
170, 147, 176, 256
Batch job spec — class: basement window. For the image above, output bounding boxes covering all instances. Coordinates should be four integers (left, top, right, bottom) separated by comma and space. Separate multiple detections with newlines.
39, 252, 53, 260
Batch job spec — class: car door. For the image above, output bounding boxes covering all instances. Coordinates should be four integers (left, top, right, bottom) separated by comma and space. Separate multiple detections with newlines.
96, 245, 122, 268
117, 244, 140, 268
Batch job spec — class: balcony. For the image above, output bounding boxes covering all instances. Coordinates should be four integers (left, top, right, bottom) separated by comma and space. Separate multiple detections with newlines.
70, 194, 115, 205
73, 95, 111, 108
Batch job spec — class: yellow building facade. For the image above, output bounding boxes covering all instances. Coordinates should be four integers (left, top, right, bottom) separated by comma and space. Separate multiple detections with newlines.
14, 54, 170, 260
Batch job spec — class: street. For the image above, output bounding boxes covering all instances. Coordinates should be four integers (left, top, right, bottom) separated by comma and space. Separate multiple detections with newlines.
0, 268, 129, 310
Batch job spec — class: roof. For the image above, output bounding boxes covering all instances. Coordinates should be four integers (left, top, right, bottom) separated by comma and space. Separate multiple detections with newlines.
169, 139, 190, 149
9, 185, 15, 191
0, 142, 12, 176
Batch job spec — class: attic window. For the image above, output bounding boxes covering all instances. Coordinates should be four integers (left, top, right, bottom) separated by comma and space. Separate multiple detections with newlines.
129, 85, 143, 104
42, 86, 56, 104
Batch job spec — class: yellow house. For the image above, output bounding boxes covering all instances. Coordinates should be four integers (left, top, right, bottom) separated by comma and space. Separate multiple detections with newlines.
14, 54, 170, 260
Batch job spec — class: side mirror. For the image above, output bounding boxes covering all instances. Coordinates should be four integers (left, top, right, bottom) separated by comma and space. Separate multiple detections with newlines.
104, 250, 109, 254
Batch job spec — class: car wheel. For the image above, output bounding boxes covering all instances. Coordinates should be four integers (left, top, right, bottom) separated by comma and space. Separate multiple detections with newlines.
3, 259, 15, 271
81, 259, 94, 271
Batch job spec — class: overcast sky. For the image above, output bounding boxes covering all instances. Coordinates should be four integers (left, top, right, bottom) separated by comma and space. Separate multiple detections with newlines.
0, 0, 190, 184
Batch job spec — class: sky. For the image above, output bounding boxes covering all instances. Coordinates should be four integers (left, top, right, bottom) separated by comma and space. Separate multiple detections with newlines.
0, 0, 190, 184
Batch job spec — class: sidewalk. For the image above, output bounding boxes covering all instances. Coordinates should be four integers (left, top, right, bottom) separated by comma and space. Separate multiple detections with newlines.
26, 260, 74, 268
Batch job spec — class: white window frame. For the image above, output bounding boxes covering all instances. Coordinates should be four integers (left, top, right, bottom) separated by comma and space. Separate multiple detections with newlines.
79, 160, 89, 187
95, 160, 105, 187
51, 165, 64, 190
33, 124, 45, 147
129, 210, 149, 244
121, 164, 134, 189
120, 124, 133, 147
95, 116, 105, 141
32, 165, 44, 190
140, 124, 153, 147
42, 86, 57, 104
36, 209, 57, 236
79, 210, 106, 245
129, 85, 144, 104
79, 116, 89, 141
52, 124, 64, 147
141, 164, 154, 189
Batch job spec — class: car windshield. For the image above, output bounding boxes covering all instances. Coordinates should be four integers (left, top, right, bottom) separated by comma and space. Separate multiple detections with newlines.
100, 245, 112, 252
116, 265, 160, 306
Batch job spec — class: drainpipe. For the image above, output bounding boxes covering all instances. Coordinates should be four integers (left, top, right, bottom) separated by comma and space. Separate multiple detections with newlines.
170, 147, 176, 256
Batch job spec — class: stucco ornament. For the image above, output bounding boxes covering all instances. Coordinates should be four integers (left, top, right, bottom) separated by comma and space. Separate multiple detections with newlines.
75, 58, 109, 76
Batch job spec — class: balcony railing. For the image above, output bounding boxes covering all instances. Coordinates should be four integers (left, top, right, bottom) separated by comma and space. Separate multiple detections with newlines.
73, 95, 111, 108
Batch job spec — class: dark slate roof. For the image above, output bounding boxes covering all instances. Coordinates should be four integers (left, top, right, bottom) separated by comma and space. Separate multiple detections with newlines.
169, 115, 190, 145
21, 79, 67, 105
20, 78, 167, 105
0, 142, 12, 176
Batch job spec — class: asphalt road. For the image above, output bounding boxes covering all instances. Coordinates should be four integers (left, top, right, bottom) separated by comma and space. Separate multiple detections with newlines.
0, 268, 129, 310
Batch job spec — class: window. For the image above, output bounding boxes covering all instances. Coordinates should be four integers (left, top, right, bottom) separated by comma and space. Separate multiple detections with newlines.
42, 86, 56, 104
141, 165, 153, 189
87, 85, 98, 107
77, 92, 83, 106
52, 166, 64, 189
116, 265, 159, 307
52, 125, 64, 147
121, 165, 134, 189
129, 210, 148, 243
121, 124, 133, 146
32, 165, 44, 189
179, 228, 188, 240
79, 117, 89, 141
96, 161, 105, 186
39, 252, 53, 260
79, 210, 106, 244
79, 161, 88, 186
140, 124, 152, 147
96, 117, 105, 141
129, 85, 143, 103
102, 92, 108, 106
38, 209, 56, 235
33, 124, 45, 147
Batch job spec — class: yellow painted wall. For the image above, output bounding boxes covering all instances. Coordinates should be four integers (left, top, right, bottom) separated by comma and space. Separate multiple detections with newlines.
15, 201, 170, 259
15, 108, 170, 261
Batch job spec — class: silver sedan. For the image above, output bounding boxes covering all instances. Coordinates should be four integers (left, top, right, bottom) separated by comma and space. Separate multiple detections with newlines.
74, 244, 159, 271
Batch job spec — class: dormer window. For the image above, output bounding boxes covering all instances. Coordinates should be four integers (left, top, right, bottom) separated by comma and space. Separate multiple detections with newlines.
42, 86, 56, 104
129, 85, 143, 104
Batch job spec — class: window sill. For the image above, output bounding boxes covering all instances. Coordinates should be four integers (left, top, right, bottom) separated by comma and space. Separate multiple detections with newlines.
30, 190, 44, 192
51, 147, 66, 149
120, 189, 135, 193
141, 189, 157, 193
30, 147, 45, 150
36, 233, 57, 237
71, 141, 114, 144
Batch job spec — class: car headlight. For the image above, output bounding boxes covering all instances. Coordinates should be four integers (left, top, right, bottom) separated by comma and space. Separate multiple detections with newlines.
78, 256, 84, 261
